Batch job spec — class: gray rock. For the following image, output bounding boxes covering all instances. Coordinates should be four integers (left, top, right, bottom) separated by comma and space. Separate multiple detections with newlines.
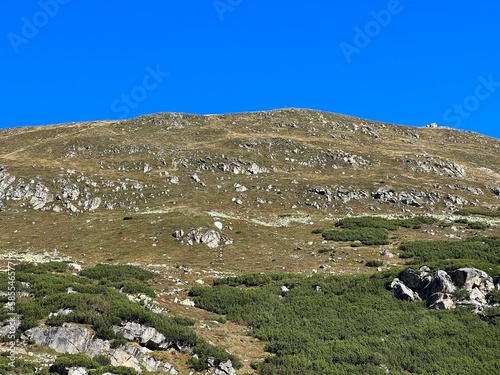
113, 322, 170, 349
109, 348, 142, 373
62, 185, 80, 200
425, 270, 456, 296
371, 189, 398, 205
492, 187, 500, 196
84, 197, 102, 211
68, 368, 88, 375
449, 268, 495, 293
26, 323, 110, 356
234, 183, 247, 192
172, 229, 184, 238
390, 279, 421, 302
30, 184, 54, 210
427, 292, 455, 310
399, 269, 421, 290
215, 360, 236, 375
184, 227, 232, 248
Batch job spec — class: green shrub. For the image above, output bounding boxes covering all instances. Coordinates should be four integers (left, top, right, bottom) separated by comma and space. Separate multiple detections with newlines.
455, 209, 500, 218
191, 272, 500, 374
399, 237, 500, 265
173, 316, 196, 326
53, 354, 98, 369
7, 262, 240, 372
80, 264, 155, 283
365, 260, 383, 267
467, 221, 488, 230
322, 228, 389, 246
335, 216, 436, 231
93, 354, 112, 366
487, 290, 500, 304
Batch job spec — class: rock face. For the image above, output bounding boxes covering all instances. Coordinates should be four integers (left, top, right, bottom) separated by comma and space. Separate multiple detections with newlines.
26, 323, 110, 356
391, 267, 499, 311
26, 323, 179, 374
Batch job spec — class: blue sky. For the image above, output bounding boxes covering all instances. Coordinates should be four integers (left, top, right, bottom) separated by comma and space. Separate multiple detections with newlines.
1, 1, 499, 139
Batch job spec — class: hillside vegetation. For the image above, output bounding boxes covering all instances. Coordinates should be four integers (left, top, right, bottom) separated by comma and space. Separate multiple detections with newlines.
1, 109, 500, 373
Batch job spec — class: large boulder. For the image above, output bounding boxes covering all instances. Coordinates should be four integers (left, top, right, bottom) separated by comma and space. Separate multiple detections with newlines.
399, 268, 421, 290
25, 323, 109, 356
390, 279, 421, 302
215, 359, 237, 375
184, 227, 233, 248
449, 268, 495, 293
424, 270, 456, 297
113, 322, 170, 349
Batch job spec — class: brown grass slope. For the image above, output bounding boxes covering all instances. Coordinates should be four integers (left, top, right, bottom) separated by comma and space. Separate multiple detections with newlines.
1, 109, 500, 372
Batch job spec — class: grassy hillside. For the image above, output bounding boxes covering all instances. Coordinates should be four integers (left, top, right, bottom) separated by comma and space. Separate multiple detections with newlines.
0, 109, 499, 373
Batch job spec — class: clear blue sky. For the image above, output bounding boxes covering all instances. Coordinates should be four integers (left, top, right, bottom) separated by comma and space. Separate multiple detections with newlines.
1, 1, 499, 138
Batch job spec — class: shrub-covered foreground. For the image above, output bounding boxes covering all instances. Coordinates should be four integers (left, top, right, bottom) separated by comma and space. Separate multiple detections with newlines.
190, 271, 500, 374
0, 262, 240, 372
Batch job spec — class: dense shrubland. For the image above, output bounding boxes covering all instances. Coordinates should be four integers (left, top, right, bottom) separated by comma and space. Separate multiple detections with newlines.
318, 216, 437, 246
191, 271, 500, 374
190, 232, 500, 374
1, 262, 240, 372
399, 236, 500, 274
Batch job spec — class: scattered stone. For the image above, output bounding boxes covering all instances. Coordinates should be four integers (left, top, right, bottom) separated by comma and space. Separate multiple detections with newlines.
234, 183, 247, 192
172, 229, 184, 239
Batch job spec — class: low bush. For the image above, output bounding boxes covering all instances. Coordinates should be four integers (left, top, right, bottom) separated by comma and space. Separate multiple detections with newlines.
365, 260, 383, 267
399, 237, 500, 264
335, 216, 437, 230
322, 228, 389, 246
4, 262, 240, 372
455, 209, 500, 218
467, 221, 488, 230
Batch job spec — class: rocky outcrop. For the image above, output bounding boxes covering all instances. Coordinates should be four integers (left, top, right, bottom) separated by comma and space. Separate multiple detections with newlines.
391, 267, 499, 312
403, 155, 466, 177
182, 227, 233, 248
217, 161, 267, 175
371, 189, 423, 207
26, 323, 180, 374
26, 323, 110, 356
113, 322, 171, 350
323, 149, 370, 166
